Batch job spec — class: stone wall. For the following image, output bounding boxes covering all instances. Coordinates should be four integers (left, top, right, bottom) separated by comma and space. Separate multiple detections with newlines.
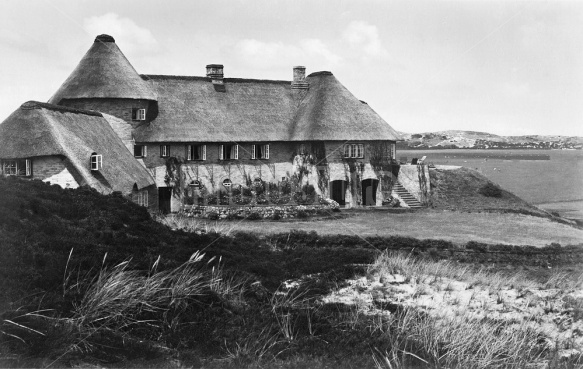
184, 202, 339, 220
397, 164, 430, 203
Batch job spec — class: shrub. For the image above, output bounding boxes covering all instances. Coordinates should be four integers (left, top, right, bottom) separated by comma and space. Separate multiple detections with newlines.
247, 212, 262, 221
297, 210, 308, 219
479, 183, 502, 198
271, 211, 282, 221
207, 211, 219, 220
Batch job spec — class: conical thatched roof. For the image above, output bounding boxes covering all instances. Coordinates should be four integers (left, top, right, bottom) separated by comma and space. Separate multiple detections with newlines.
134, 72, 400, 143
48, 35, 157, 104
0, 101, 155, 194
291, 72, 402, 141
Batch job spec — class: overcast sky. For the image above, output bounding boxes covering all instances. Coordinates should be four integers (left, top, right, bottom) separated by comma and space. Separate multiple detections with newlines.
0, 0, 581, 136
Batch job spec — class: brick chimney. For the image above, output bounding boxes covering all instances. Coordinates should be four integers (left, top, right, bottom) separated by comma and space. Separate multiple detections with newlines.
206, 64, 224, 80
206, 64, 225, 92
292, 66, 309, 90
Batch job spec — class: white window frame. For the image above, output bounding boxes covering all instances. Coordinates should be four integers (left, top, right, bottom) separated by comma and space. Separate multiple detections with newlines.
2, 159, 32, 176
138, 190, 148, 207
134, 145, 147, 158
160, 145, 170, 157
390, 143, 396, 160
219, 144, 238, 160
187, 144, 206, 161
262, 144, 269, 159
90, 154, 102, 171
344, 145, 351, 158
251, 144, 269, 159
344, 144, 364, 159
132, 108, 146, 121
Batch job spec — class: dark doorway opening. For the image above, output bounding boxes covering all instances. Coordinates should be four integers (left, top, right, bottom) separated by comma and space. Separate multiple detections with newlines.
330, 180, 348, 206
361, 179, 379, 206
158, 187, 172, 214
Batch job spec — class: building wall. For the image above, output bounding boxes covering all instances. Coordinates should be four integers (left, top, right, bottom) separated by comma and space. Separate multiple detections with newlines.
60, 98, 155, 129
32, 156, 80, 189
139, 140, 396, 211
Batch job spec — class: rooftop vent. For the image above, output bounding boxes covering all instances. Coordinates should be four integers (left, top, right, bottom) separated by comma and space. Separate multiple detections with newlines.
206, 64, 225, 92
292, 66, 309, 90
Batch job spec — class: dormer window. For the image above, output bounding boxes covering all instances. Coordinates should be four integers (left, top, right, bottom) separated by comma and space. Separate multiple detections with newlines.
1, 159, 31, 176
134, 145, 147, 158
132, 108, 146, 121
251, 144, 269, 159
90, 153, 102, 171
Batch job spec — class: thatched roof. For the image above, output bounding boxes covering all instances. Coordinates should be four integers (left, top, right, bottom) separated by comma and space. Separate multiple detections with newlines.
0, 101, 155, 194
134, 72, 400, 142
291, 72, 401, 141
48, 35, 157, 104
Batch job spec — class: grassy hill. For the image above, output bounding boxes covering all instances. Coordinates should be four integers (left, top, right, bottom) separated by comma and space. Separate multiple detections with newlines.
1, 177, 582, 368
398, 130, 583, 149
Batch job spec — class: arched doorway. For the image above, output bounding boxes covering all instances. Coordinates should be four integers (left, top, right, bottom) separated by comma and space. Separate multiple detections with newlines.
361, 179, 379, 206
330, 180, 348, 206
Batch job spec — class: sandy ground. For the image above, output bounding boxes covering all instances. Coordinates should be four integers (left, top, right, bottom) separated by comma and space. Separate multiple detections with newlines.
218, 210, 583, 247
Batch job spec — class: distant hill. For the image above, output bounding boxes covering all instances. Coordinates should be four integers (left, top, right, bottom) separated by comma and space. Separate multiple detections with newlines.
397, 130, 583, 150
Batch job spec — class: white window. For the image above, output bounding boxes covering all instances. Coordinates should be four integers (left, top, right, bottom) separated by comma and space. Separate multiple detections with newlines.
344, 144, 364, 159
134, 190, 148, 207
219, 144, 238, 160
134, 145, 147, 157
160, 145, 170, 157
187, 145, 206, 160
251, 144, 270, 159
390, 143, 396, 160
1, 159, 31, 176
90, 154, 102, 171
132, 108, 146, 121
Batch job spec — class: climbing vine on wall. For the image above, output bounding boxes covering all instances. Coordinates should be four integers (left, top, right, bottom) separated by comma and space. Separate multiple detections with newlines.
164, 157, 183, 197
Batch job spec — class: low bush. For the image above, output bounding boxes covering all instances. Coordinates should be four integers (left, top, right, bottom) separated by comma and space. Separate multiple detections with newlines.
247, 212, 261, 221
478, 182, 503, 198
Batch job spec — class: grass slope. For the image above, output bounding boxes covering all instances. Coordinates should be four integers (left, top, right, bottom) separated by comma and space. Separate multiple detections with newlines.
1, 177, 582, 368
429, 167, 549, 216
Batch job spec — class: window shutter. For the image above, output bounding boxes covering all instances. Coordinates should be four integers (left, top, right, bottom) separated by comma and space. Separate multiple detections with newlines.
251, 145, 256, 159
265, 144, 269, 159
344, 145, 350, 158
25, 159, 31, 176
187, 145, 192, 160
234, 145, 239, 160
202, 145, 207, 160
219, 145, 224, 160
143, 191, 148, 206
143, 145, 147, 157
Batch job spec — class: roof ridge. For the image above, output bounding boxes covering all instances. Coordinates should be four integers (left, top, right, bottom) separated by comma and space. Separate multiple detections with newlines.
307, 71, 333, 77
142, 74, 291, 85
21, 101, 103, 117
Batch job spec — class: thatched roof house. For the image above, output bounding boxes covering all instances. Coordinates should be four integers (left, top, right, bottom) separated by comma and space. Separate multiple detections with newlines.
0, 101, 155, 194
3, 34, 406, 211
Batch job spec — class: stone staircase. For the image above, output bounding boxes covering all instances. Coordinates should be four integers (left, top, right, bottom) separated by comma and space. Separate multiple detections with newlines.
391, 182, 424, 208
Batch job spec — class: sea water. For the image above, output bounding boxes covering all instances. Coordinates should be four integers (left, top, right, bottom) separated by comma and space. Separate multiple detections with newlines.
403, 149, 583, 220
